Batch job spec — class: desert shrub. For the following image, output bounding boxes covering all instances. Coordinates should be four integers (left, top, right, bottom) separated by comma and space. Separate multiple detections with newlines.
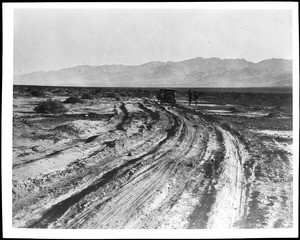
52, 88, 67, 95
245, 92, 255, 98
52, 89, 63, 93
102, 91, 120, 100
131, 89, 152, 98
119, 91, 129, 97
64, 96, 83, 104
81, 93, 93, 99
104, 91, 118, 98
30, 90, 45, 97
95, 88, 103, 94
252, 106, 263, 111
231, 93, 240, 101
142, 90, 151, 98
34, 99, 68, 114
228, 106, 240, 113
266, 112, 282, 118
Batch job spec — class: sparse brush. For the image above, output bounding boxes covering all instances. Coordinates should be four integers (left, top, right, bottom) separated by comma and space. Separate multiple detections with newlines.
252, 106, 263, 111
64, 96, 83, 104
81, 93, 93, 99
34, 99, 68, 114
119, 92, 129, 97
228, 106, 240, 113
30, 90, 45, 97
52, 89, 65, 95
104, 92, 118, 98
266, 112, 282, 118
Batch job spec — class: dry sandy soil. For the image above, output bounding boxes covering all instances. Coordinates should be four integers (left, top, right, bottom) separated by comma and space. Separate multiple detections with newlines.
12, 87, 293, 229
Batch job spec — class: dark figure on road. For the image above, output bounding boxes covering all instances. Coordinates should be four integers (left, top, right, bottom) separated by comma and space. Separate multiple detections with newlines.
157, 89, 165, 104
193, 92, 199, 105
188, 90, 192, 105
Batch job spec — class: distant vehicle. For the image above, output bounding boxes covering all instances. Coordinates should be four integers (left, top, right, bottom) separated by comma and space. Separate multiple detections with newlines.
156, 89, 177, 105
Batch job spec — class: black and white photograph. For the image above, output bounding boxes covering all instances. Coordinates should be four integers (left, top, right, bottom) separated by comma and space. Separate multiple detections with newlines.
2, 2, 299, 239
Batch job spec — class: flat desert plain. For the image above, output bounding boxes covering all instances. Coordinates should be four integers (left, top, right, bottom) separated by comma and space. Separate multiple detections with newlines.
12, 86, 293, 229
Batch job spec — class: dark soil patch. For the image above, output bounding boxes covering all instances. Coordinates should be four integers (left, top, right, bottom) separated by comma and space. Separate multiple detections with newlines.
85, 135, 99, 143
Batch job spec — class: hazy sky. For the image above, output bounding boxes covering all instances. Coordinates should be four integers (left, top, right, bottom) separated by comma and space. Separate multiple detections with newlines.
14, 9, 293, 75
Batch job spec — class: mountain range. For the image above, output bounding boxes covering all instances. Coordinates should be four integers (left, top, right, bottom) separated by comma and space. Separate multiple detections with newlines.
14, 57, 293, 88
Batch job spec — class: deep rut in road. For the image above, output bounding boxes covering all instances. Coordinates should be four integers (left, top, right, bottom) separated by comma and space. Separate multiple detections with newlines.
13, 100, 250, 229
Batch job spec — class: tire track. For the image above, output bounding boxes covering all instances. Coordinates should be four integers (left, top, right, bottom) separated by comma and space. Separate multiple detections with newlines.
74, 106, 208, 229
205, 126, 248, 228
27, 105, 181, 228
187, 127, 225, 229
15, 100, 250, 230
13, 102, 168, 227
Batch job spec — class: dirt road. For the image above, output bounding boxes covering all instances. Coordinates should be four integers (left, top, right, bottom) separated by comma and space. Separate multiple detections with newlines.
12, 97, 292, 229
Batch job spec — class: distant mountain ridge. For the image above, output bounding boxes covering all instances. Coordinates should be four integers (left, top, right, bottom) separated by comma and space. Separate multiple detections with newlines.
14, 57, 292, 88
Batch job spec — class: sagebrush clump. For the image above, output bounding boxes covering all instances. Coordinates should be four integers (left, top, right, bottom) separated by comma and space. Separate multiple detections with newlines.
104, 91, 118, 98
30, 90, 45, 97
81, 93, 93, 99
34, 99, 68, 114
64, 96, 83, 104
103, 91, 121, 101
228, 106, 240, 113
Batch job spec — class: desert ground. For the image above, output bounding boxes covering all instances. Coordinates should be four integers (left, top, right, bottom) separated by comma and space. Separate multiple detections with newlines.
12, 86, 293, 229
